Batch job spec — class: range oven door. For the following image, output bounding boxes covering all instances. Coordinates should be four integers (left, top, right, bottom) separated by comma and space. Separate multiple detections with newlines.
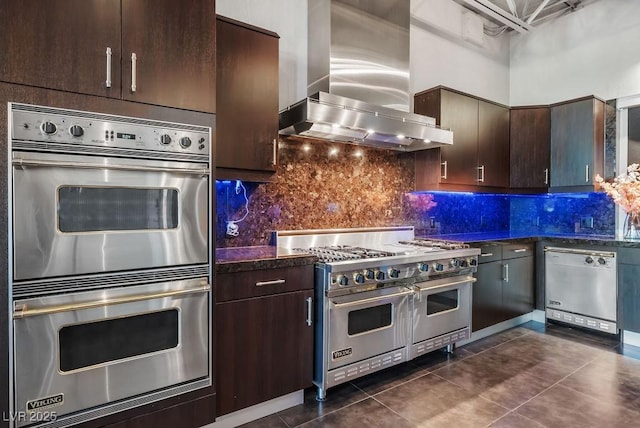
412, 275, 475, 344
327, 285, 412, 370
12, 151, 208, 280
13, 278, 210, 426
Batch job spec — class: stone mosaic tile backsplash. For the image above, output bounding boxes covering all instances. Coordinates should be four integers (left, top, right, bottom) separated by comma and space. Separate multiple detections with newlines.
215, 140, 615, 247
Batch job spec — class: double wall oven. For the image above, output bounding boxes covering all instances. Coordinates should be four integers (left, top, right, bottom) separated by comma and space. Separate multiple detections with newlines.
8, 103, 212, 427
276, 227, 479, 400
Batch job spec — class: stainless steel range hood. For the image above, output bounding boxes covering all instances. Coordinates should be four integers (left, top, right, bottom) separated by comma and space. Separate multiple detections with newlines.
279, 0, 453, 151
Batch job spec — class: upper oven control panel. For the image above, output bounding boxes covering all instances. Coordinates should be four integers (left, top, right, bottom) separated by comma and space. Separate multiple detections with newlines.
10, 103, 211, 156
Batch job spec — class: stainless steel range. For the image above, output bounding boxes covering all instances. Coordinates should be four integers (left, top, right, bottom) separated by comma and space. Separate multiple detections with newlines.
275, 227, 479, 400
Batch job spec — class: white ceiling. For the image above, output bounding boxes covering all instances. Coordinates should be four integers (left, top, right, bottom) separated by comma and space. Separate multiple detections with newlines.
453, 0, 602, 34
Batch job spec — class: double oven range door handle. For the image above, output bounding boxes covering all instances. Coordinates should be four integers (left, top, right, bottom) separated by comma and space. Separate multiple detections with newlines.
12, 157, 210, 176
416, 277, 477, 294
13, 282, 211, 319
330, 289, 414, 308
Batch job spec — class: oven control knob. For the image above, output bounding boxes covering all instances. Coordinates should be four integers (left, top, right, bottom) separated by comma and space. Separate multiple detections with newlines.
354, 273, 365, 284
460, 259, 469, 268
469, 258, 478, 267
365, 269, 376, 280
179, 136, 192, 148
375, 271, 386, 281
598, 257, 607, 265
69, 125, 84, 137
388, 268, 400, 279
585, 256, 594, 264
160, 134, 172, 145
418, 262, 430, 272
337, 275, 349, 286
434, 263, 445, 272
41, 121, 57, 135
450, 259, 460, 268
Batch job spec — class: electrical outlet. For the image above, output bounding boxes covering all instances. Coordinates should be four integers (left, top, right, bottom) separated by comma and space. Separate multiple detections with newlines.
580, 216, 594, 229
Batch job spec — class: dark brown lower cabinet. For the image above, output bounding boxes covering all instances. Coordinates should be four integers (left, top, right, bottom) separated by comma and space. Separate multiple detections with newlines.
215, 266, 314, 416
472, 242, 534, 332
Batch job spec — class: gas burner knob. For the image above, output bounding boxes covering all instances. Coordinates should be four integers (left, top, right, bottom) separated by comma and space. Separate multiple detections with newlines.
585, 256, 594, 264
460, 259, 469, 268
598, 257, 607, 265
433, 262, 445, 272
388, 268, 400, 279
418, 262, 430, 272
41, 121, 57, 135
337, 275, 349, 286
160, 134, 172, 145
365, 269, 376, 280
179, 136, 192, 148
375, 271, 386, 281
69, 125, 84, 137
354, 272, 365, 284
469, 258, 478, 267
450, 259, 460, 268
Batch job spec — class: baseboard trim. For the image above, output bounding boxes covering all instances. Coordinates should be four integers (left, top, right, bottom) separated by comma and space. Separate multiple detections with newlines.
458, 312, 533, 346
201, 390, 303, 428
623, 330, 640, 347
532, 309, 546, 323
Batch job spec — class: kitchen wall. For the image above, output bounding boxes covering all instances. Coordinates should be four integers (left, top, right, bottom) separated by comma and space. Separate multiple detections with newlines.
216, 139, 431, 247
510, 0, 640, 105
410, 0, 511, 105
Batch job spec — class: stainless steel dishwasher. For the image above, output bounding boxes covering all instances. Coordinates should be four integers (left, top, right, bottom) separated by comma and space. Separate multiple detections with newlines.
545, 247, 617, 334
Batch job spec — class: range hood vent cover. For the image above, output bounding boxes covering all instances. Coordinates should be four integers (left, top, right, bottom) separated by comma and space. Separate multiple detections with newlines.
278, 0, 453, 151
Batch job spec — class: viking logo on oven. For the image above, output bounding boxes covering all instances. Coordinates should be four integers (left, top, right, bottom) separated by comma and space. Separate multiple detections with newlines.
26, 393, 64, 412
332, 348, 353, 360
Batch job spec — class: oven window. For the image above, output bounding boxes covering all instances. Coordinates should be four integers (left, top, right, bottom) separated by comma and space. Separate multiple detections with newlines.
58, 309, 179, 372
57, 187, 179, 232
348, 303, 392, 335
427, 289, 459, 315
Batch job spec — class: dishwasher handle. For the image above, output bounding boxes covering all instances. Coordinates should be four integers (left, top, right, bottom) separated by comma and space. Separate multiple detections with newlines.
544, 246, 616, 258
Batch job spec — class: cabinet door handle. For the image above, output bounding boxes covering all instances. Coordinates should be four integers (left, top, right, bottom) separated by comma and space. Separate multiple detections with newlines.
585, 164, 590, 183
272, 139, 277, 166
480, 253, 493, 257
306, 297, 313, 326
503, 263, 509, 283
255, 279, 285, 287
544, 168, 549, 185
131, 53, 137, 93
105, 47, 112, 88
513, 248, 528, 253
477, 165, 485, 183
441, 160, 447, 180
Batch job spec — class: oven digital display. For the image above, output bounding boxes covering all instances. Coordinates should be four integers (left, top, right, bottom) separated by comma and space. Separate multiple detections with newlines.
116, 132, 136, 140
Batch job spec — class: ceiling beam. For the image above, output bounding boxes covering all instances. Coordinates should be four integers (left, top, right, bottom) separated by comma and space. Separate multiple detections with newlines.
526, 0, 552, 24
462, 0, 533, 33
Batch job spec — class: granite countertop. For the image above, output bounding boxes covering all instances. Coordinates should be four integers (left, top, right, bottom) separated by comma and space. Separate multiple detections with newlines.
421, 232, 640, 248
215, 245, 317, 274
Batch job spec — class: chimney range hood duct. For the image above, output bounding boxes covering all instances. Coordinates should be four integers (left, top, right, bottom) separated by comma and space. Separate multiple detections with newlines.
279, 0, 453, 151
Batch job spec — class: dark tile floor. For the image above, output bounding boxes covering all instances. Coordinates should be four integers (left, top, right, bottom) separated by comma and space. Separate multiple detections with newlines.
240, 322, 640, 427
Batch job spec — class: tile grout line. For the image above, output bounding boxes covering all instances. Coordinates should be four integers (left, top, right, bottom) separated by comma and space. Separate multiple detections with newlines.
484, 410, 549, 428
370, 395, 420, 427
290, 387, 372, 427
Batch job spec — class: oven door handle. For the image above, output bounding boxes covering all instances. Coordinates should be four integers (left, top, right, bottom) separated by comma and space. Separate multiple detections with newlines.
12, 158, 210, 175
330, 289, 414, 308
13, 283, 211, 319
415, 277, 477, 293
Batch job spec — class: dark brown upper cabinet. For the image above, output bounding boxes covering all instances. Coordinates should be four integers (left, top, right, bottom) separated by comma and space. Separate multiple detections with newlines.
414, 87, 509, 192
510, 106, 551, 189
550, 96, 604, 190
0, 0, 216, 113
216, 16, 279, 177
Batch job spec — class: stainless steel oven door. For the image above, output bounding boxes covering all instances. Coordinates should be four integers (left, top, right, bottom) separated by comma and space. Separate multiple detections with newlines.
327, 285, 412, 370
412, 275, 475, 344
13, 278, 210, 426
12, 151, 208, 280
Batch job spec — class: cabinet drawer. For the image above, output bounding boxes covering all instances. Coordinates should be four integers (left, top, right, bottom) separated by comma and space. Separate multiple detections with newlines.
216, 265, 314, 302
502, 242, 535, 260
475, 243, 502, 264
617, 247, 640, 265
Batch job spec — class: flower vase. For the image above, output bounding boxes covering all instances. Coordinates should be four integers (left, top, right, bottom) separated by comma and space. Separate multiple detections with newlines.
624, 213, 640, 239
